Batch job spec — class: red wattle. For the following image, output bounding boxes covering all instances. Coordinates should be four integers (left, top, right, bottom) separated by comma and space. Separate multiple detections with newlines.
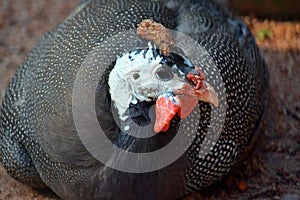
177, 95, 198, 118
154, 97, 180, 133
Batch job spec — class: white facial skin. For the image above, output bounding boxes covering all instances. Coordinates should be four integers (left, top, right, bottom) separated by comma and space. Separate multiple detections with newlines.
108, 42, 185, 121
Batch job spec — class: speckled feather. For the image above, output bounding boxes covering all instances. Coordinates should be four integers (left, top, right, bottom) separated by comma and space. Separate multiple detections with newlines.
0, 0, 268, 199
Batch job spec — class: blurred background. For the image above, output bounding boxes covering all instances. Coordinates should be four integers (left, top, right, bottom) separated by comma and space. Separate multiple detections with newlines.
231, 0, 300, 19
0, 0, 299, 199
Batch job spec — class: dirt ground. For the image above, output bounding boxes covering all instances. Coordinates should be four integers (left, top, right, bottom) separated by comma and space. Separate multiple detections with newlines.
0, 1, 299, 199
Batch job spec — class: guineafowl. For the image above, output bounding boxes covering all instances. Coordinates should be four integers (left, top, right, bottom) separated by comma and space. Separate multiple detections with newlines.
0, 0, 268, 199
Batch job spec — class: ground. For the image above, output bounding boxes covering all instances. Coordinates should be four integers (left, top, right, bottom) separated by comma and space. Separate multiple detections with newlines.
0, 0, 299, 199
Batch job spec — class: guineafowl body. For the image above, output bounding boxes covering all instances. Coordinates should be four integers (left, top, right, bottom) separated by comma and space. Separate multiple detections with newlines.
0, 0, 268, 199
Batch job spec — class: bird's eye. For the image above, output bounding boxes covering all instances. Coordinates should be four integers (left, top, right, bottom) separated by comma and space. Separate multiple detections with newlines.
155, 66, 173, 81
133, 73, 140, 80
